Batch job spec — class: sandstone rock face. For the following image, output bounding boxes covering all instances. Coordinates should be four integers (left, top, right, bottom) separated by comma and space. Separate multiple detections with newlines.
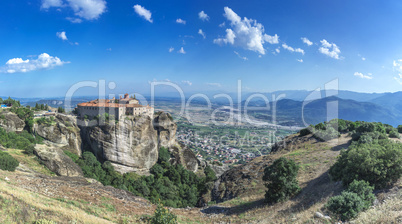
79, 112, 200, 174
34, 143, 84, 177
33, 114, 82, 156
169, 143, 199, 173
153, 112, 177, 148
80, 115, 159, 174
0, 112, 25, 132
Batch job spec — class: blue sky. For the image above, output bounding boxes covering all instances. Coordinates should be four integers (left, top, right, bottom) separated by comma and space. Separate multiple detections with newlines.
1, 0, 402, 97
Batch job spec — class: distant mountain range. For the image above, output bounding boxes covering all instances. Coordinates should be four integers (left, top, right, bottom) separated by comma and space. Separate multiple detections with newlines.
3, 90, 402, 126
243, 90, 402, 126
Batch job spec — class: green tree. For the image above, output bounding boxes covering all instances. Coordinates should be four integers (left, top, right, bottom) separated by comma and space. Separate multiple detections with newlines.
329, 141, 402, 189
263, 157, 301, 203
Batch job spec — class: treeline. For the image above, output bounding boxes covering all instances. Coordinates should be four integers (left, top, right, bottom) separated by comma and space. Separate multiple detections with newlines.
65, 147, 217, 208
0, 97, 21, 107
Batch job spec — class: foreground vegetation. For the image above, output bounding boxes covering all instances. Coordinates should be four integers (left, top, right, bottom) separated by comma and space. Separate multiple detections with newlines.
66, 147, 216, 208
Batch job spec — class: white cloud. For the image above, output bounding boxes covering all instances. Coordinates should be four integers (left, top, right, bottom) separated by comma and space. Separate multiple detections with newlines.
354, 72, 373, 79
282, 43, 304, 55
213, 29, 236, 45
234, 51, 248, 61
319, 39, 342, 59
264, 34, 279, 44
66, 17, 82, 23
178, 47, 186, 54
206, 83, 222, 87
41, 0, 64, 9
219, 22, 225, 27
362, 57, 366, 61
275, 48, 280, 53
106, 48, 112, 51
42, 0, 106, 21
181, 80, 192, 86
198, 29, 206, 39
213, 7, 279, 55
393, 59, 402, 84
297, 59, 303, 63
199, 11, 209, 21
133, 4, 152, 23
0, 53, 67, 74
168, 47, 174, 53
56, 31, 68, 41
301, 37, 313, 46
176, 18, 186, 24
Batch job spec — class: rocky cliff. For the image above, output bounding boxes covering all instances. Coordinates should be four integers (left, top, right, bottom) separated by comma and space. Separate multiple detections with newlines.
0, 112, 25, 132
33, 114, 82, 156
79, 112, 199, 174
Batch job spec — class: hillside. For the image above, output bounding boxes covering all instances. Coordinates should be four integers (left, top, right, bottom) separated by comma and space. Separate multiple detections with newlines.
1, 118, 401, 223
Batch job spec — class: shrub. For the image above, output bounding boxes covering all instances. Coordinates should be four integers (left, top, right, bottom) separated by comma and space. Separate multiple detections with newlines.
151, 203, 178, 224
263, 157, 300, 203
398, 125, 402, 133
299, 126, 313, 137
0, 151, 19, 171
313, 126, 339, 141
329, 141, 402, 189
389, 130, 400, 138
346, 180, 375, 210
326, 191, 364, 221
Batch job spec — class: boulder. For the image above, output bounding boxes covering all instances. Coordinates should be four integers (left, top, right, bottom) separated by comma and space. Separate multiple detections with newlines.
0, 112, 25, 132
33, 114, 82, 156
34, 144, 83, 177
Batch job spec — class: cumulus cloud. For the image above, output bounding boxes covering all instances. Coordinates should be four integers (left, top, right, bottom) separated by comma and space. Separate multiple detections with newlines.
319, 39, 342, 59
133, 4, 152, 23
213, 29, 236, 45
234, 51, 248, 61
199, 11, 209, 21
168, 47, 174, 53
275, 48, 280, 54
282, 43, 304, 55
198, 29, 206, 39
213, 7, 279, 55
264, 34, 279, 44
0, 53, 67, 74
181, 80, 192, 86
206, 83, 222, 87
42, 0, 106, 21
176, 18, 186, 24
301, 37, 313, 46
56, 31, 68, 40
297, 59, 303, 63
354, 72, 373, 79
178, 47, 186, 54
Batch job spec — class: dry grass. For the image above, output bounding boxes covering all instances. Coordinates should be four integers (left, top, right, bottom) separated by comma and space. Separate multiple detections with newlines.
352, 188, 402, 224
6, 148, 55, 176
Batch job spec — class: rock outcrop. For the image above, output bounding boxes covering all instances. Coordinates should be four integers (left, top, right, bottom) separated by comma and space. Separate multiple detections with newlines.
79, 112, 200, 174
34, 143, 84, 177
0, 112, 25, 132
80, 115, 159, 174
33, 114, 82, 156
